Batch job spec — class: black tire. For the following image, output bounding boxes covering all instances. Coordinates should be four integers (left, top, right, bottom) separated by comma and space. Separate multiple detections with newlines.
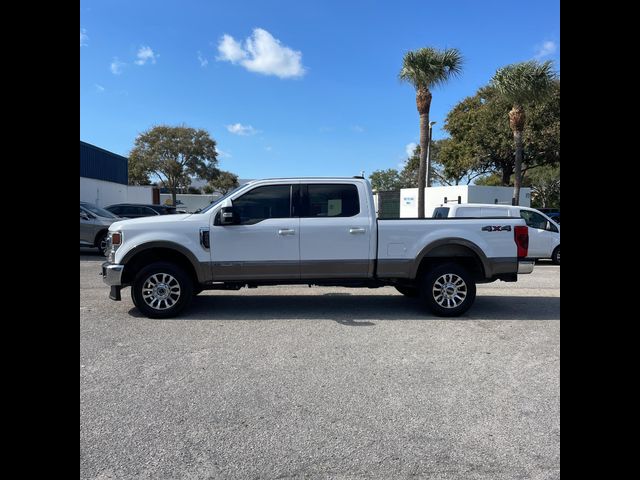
395, 285, 419, 297
96, 231, 109, 256
551, 246, 560, 265
420, 263, 476, 317
193, 286, 203, 296
131, 262, 193, 318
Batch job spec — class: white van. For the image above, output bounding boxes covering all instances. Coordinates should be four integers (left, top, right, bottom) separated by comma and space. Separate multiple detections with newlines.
433, 203, 560, 264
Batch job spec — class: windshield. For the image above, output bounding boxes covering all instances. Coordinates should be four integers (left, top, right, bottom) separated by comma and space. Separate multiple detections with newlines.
198, 185, 247, 214
81, 203, 119, 219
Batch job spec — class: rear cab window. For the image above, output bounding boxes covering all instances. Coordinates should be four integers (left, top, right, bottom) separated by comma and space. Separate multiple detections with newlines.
432, 207, 450, 219
303, 184, 360, 217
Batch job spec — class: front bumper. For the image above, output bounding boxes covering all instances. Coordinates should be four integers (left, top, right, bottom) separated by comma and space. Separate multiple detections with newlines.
517, 260, 535, 274
101, 262, 124, 301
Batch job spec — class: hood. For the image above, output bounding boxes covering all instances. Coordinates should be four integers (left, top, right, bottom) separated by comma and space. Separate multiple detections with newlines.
110, 213, 193, 231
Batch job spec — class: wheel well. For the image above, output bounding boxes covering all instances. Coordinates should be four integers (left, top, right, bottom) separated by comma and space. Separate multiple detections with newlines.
121, 248, 199, 285
415, 244, 485, 281
93, 229, 108, 247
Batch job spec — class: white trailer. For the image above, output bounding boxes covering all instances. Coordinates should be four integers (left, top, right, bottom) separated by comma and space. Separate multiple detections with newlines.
399, 185, 531, 218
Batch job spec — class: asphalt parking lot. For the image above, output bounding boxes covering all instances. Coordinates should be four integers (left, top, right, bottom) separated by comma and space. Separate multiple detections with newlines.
80, 250, 559, 479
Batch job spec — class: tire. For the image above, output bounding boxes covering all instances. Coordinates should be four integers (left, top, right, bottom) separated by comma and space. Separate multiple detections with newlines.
420, 263, 476, 317
551, 246, 560, 265
395, 285, 419, 297
96, 231, 109, 256
131, 262, 193, 318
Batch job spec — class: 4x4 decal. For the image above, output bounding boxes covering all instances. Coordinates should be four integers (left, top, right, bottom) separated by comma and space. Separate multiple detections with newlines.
482, 225, 512, 232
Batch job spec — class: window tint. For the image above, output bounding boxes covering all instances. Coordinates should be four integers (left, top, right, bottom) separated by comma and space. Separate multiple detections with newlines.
432, 207, 450, 218
305, 184, 359, 217
520, 210, 548, 229
234, 185, 291, 225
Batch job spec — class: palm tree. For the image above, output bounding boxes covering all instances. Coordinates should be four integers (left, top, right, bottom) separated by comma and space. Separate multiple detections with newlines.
491, 60, 556, 205
399, 47, 463, 218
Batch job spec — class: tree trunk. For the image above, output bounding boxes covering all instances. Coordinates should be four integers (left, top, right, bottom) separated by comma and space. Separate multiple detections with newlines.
501, 165, 513, 186
171, 188, 177, 207
508, 106, 526, 205
416, 88, 432, 218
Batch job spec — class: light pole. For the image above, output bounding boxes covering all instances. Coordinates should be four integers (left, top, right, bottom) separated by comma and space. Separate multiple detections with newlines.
425, 121, 436, 187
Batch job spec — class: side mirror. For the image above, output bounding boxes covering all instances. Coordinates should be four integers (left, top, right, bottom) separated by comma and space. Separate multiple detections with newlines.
220, 206, 235, 225
219, 198, 235, 225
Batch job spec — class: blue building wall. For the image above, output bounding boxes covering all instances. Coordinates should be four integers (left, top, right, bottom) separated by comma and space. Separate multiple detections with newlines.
80, 141, 128, 185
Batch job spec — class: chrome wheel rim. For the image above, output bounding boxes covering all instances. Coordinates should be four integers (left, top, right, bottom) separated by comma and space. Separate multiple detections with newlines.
142, 273, 181, 310
433, 273, 467, 309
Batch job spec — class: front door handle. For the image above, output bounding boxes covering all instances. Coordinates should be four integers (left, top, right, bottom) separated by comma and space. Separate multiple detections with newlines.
349, 228, 366, 234
278, 229, 296, 236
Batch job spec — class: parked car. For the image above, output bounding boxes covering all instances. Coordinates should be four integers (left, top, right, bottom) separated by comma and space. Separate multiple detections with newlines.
101, 177, 533, 319
80, 202, 121, 255
104, 203, 178, 219
433, 203, 560, 265
548, 212, 560, 224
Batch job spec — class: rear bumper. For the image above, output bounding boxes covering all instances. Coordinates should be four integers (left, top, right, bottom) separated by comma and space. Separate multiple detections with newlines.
518, 260, 535, 274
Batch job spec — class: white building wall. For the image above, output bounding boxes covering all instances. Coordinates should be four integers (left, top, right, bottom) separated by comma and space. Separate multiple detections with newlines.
399, 185, 532, 218
80, 177, 154, 207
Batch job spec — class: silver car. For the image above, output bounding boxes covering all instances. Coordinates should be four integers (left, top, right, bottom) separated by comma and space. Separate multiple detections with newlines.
80, 202, 120, 255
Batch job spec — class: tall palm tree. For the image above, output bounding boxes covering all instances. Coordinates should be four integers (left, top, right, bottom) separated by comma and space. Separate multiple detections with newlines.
491, 60, 556, 205
399, 47, 463, 218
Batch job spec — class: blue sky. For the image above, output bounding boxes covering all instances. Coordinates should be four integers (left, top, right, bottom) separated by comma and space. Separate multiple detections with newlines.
80, 0, 559, 180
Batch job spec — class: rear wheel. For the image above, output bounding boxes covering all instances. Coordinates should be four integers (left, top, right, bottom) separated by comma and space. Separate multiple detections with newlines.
551, 246, 560, 265
131, 262, 193, 318
395, 285, 419, 297
420, 263, 476, 317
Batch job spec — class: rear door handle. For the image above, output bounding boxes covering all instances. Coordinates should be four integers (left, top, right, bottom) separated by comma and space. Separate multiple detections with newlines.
349, 228, 366, 234
278, 229, 296, 236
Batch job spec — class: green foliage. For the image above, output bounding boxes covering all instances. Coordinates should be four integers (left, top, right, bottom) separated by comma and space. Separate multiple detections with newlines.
492, 61, 557, 107
369, 169, 405, 191
399, 48, 463, 90
474, 174, 504, 186
525, 164, 560, 209
207, 170, 239, 195
187, 186, 202, 194
444, 81, 560, 183
129, 125, 219, 205
201, 184, 214, 194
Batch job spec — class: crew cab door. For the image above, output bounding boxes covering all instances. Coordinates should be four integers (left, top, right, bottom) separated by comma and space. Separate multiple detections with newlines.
299, 182, 372, 279
210, 183, 300, 280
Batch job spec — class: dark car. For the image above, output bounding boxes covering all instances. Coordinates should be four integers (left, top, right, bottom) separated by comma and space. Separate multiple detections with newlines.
548, 212, 560, 223
104, 203, 178, 219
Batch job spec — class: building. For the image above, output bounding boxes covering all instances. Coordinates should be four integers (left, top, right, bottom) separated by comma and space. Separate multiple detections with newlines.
80, 141, 156, 207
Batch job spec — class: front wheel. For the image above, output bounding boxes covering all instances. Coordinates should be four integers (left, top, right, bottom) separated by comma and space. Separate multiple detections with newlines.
131, 262, 193, 318
420, 263, 476, 317
551, 246, 560, 265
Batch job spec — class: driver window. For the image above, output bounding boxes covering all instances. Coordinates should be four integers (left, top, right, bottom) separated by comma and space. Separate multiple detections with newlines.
232, 185, 292, 225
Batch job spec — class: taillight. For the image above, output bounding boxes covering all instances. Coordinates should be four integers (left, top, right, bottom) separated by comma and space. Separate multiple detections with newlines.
514, 226, 528, 258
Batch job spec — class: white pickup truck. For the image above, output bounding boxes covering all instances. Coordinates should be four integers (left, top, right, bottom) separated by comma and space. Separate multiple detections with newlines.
102, 177, 533, 318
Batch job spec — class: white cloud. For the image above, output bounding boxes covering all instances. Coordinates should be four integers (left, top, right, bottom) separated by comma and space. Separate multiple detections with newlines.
197, 51, 208, 67
110, 58, 125, 75
135, 45, 158, 65
216, 28, 305, 79
95, 84, 105, 93
80, 28, 88, 47
217, 34, 247, 63
217, 149, 232, 158
405, 142, 418, 157
534, 40, 557, 59
226, 123, 258, 136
